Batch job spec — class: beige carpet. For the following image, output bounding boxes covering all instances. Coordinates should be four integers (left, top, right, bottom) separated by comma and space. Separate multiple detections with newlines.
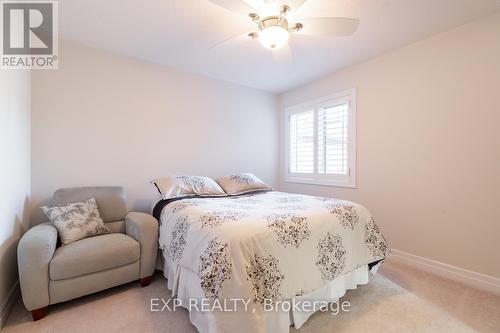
3, 271, 479, 333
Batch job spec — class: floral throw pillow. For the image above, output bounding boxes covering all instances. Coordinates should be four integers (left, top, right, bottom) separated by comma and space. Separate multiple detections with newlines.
42, 197, 110, 245
216, 173, 272, 195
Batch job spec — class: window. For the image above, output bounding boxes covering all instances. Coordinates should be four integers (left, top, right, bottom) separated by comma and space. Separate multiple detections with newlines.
285, 89, 356, 188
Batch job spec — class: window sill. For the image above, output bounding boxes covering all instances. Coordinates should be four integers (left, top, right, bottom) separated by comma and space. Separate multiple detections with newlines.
285, 177, 357, 189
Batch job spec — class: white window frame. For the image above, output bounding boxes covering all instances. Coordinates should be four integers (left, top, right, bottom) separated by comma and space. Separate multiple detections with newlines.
284, 88, 357, 188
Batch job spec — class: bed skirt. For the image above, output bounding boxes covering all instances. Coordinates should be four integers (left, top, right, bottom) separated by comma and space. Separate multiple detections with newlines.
160, 252, 380, 333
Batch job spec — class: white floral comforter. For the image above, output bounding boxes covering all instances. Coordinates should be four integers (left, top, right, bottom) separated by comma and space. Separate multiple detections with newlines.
158, 191, 390, 305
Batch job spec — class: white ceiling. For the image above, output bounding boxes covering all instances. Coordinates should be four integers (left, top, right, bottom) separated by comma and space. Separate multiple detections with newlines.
59, 0, 500, 93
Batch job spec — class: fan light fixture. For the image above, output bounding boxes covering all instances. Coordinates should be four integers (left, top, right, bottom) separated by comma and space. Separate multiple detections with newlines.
259, 25, 289, 49
208, 0, 360, 55
248, 5, 302, 50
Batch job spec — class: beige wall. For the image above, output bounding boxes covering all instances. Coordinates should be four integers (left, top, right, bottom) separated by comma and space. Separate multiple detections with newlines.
279, 13, 500, 278
0, 70, 31, 325
31, 41, 279, 218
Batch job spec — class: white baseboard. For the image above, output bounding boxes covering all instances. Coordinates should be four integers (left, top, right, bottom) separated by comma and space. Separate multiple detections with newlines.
390, 249, 500, 296
0, 280, 19, 328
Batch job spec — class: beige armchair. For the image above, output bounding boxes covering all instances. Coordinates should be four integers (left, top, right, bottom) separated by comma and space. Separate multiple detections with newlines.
17, 187, 158, 321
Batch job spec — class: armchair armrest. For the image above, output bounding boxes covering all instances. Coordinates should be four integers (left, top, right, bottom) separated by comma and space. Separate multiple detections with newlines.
125, 212, 158, 278
17, 222, 58, 311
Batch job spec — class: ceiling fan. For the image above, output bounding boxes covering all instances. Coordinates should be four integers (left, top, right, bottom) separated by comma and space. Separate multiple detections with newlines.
208, 0, 359, 52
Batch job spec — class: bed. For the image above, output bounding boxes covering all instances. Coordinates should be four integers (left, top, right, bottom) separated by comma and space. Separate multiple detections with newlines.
153, 190, 390, 333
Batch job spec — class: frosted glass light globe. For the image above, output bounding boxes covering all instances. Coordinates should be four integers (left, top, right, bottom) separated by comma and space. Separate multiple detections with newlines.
258, 26, 289, 50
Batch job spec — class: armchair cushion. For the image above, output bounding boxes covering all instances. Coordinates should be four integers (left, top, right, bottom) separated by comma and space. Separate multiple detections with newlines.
50, 233, 140, 280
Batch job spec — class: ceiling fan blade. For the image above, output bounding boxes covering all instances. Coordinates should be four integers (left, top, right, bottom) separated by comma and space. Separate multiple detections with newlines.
294, 17, 359, 36
286, 0, 308, 12
209, 32, 253, 50
206, 0, 258, 16
272, 42, 292, 64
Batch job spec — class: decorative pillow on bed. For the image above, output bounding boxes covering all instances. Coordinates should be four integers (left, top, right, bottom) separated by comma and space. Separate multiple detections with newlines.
42, 197, 110, 245
216, 173, 272, 195
152, 175, 226, 200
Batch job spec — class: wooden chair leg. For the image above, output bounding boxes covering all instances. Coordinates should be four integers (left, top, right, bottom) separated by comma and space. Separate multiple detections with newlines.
31, 307, 47, 321
140, 276, 152, 287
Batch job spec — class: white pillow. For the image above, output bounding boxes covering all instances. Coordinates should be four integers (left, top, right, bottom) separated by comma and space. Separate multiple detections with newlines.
216, 173, 272, 195
152, 175, 226, 200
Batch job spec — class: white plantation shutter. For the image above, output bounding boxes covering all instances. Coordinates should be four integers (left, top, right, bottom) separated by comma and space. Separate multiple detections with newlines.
285, 89, 356, 188
289, 110, 314, 173
318, 102, 349, 175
